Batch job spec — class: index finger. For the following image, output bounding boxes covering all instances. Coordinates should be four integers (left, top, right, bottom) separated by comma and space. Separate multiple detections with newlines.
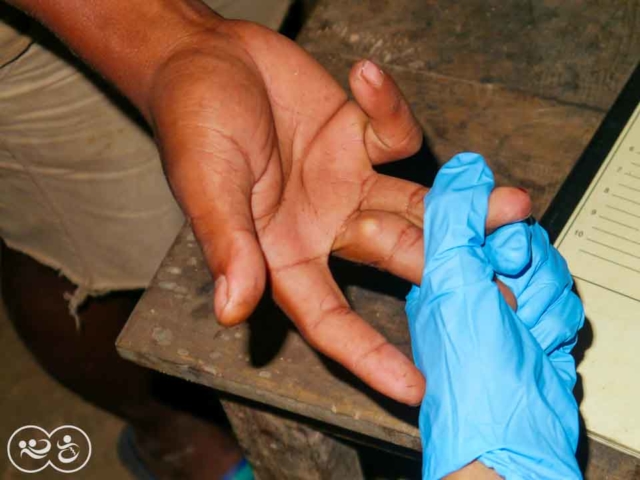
362, 175, 531, 233
271, 256, 425, 406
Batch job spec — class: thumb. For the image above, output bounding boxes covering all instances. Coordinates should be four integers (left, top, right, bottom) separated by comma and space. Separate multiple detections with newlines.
162, 144, 266, 327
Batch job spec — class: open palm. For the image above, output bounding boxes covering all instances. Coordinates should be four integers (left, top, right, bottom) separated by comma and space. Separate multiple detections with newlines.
150, 20, 529, 404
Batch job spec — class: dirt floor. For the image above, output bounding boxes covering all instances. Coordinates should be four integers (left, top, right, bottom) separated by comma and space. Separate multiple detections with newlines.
0, 289, 131, 479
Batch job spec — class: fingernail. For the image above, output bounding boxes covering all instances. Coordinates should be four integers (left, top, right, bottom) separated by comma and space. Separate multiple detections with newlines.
213, 276, 229, 320
361, 60, 384, 88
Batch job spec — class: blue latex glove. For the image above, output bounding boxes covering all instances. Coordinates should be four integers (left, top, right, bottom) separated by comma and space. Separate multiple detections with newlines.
406, 153, 584, 479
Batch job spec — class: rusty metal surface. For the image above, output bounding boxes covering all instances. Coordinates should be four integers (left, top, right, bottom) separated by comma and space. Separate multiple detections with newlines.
118, 1, 640, 477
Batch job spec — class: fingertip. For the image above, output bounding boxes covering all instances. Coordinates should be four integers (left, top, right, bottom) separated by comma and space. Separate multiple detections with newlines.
399, 367, 426, 406
487, 187, 533, 231
212, 238, 267, 326
513, 187, 533, 220
213, 275, 229, 321
349, 58, 367, 78
349, 59, 391, 118
379, 347, 426, 405
360, 59, 385, 88
214, 270, 265, 326
349, 59, 382, 89
214, 298, 256, 326
349, 58, 395, 111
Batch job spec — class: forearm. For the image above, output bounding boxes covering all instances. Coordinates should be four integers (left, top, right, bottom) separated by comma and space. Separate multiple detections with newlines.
6, 0, 222, 114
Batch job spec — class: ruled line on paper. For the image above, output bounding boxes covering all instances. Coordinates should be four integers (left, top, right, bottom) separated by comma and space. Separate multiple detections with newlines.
619, 183, 640, 193
632, 162, 640, 168
624, 171, 640, 180
598, 215, 639, 230
592, 226, 640, 246
580, 249, 640, 274
585, 237, 640, 260
605, 204, 640, 219
572, 275, 640, 303
612, 193, 640, 206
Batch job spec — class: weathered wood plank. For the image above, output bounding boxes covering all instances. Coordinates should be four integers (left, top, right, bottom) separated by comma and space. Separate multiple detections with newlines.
299, 0, 640, 111
221, 397, 364, 480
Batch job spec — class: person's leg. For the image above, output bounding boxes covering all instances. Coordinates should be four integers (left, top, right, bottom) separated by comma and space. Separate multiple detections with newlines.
1, 243, 243, 479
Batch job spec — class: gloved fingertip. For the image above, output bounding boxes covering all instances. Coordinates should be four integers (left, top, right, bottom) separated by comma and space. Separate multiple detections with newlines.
423, 153, 494, 262
450, 151, 486, 165
484, 222, 532, 277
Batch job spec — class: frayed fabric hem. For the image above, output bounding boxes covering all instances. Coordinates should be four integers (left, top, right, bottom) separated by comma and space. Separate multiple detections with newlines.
62, 286, 111, 330
2, 239, 149, 329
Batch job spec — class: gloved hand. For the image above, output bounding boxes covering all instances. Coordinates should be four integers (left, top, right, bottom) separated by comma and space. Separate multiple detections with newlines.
406, 153, 584, 479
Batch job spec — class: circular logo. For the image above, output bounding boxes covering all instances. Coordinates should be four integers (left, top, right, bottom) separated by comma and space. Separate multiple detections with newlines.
7, 425, 91, 473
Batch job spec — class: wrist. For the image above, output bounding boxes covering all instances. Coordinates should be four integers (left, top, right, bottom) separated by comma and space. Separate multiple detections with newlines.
8, 0, 225, 115
116, 3, 226, 115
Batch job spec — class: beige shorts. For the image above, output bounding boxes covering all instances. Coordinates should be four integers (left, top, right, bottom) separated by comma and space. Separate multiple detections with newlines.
0, 1, 291, 314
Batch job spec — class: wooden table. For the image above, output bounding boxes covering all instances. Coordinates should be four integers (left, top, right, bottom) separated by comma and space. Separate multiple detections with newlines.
117, 1, 640, 478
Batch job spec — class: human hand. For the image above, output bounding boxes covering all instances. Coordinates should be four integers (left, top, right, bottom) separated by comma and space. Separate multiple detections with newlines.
147, 19, 531, 404
406, 153, 582, 478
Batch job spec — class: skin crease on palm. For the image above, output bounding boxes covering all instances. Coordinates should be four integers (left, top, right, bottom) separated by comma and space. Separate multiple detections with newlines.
150, 20, 531, 406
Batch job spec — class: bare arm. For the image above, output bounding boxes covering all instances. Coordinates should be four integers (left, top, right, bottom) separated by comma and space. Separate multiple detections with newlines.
7, 0, 221, 116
